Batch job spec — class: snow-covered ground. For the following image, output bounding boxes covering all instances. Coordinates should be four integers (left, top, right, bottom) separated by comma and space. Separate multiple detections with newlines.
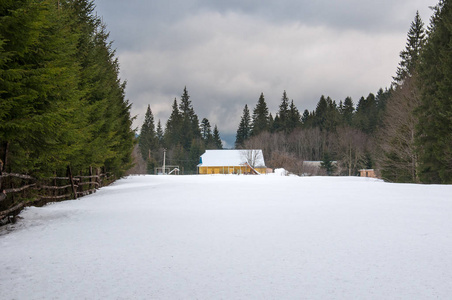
1, 175, 452, 299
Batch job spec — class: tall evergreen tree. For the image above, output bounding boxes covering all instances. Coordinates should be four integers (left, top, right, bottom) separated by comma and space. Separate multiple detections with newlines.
212, 125, 223, 149
179, 87, 201, 150
274, 91, 289, 133
354, 93, 378, 134
393, 11, 426, 86
301, 109, 311, 126
139, 105, 157, 161
341, 97, 355, 126
235, 104, 251, 148
156, 120, 164, 145
416, 0, 452, 183
287, 100, 301, 132
200, 118, 213, 147
164, 98, 181, 147
251, 93, 270, 136
314, 95, 328, 130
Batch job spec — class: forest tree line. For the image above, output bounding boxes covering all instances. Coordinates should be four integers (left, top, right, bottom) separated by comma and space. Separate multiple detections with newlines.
0, 0, 135, 179
234, 89, 388, 177
234, 1, 452, 184
138, 87, 223, 174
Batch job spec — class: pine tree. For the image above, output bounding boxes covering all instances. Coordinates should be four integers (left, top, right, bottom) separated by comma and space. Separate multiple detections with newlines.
301, 109, 311, 126
269, 113, 275, 132
354, 93, 378, 134
212, 125, 223, 149
164, 98, 181, 147
275, 91, 289, 133
393, 11, 426, 86
378, 11, 426, 182
341, 97, 354, 126
416, 0, 452, 183
324, 97, 340, 132
139, 105, 157, 161
314, 95, 328, 130
156, 120, 164, 145
179, 87, 200, 150
235, 104, 251, 148
251, 93, 270, 136
287, 100, 301, 132
200, 118, 213, 147
321, 152, 336, 176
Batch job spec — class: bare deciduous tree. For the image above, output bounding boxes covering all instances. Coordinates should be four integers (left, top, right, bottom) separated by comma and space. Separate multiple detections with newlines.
240, 149, 263, 169
333, 127, 369, 176
268, 151, 304, 175
377, 75, 420, 182
288, 127, 324, 161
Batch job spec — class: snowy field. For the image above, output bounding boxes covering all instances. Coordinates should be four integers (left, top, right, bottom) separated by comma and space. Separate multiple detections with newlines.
1, 175, 452, 299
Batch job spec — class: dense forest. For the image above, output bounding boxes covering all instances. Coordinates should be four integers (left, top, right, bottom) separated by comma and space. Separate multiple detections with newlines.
232, 1, 452, 184
0, 0, 135, 179
234, 89, 388, 177
138, 87, 223, 174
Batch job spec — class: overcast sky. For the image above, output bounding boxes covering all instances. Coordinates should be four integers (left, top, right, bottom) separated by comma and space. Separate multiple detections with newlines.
94, 0, 436, 147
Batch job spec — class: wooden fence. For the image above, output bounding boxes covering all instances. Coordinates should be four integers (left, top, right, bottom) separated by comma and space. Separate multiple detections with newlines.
0, 168, 115, 226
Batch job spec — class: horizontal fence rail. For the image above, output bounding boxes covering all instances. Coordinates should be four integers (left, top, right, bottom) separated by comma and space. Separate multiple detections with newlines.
0, 169, 116, 226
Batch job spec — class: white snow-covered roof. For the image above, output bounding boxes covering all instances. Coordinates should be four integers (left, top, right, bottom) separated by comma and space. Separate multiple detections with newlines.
198, 150, 266, 167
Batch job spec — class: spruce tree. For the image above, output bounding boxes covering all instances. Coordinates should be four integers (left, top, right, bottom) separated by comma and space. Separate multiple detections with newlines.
275, 91, 289, 133
156, 120, 164, 146
179, 87, 201, 150
212, 125, 223, 149
164, 98, 181, 147
341, 97, 354, 126
314, 95, 328, 130
301, 109, 311, 126
287, 100, 301, 132
139, 105, 157, 161
416, 0, 452, 183
251, 93, 270, 136
393, 11, 426, 86
354, 94, 378, 134
200, 118, 213, 147
235, 104, 251, 148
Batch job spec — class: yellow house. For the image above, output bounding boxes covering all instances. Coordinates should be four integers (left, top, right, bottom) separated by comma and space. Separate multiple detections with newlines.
198, 149, 267, 175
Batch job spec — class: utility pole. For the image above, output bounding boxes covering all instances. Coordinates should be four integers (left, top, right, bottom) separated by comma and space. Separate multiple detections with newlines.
163, 148, 166, 175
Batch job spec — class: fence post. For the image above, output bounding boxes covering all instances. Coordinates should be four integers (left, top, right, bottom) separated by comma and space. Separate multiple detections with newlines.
89, 166, 93, 193
67, 166, 77, 199
0, 159, 3, 192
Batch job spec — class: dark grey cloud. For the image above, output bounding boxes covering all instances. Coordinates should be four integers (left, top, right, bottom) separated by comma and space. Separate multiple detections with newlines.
94, 0, 437, 147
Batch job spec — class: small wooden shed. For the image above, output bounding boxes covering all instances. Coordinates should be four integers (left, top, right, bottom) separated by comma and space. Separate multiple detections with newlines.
359, 169, 377, 178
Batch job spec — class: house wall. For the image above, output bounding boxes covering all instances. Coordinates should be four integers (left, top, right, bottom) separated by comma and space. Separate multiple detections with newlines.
199, 166, 267, 175
359, 169, 377, 178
